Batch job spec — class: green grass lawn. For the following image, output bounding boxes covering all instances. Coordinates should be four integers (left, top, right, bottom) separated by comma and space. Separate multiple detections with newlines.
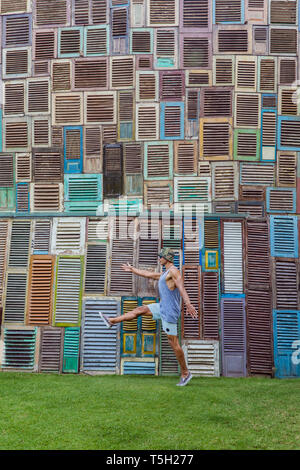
0, 372, 299, 450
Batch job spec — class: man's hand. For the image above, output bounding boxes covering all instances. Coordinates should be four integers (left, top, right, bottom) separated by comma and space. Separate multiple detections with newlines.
121, 263, 133, 272
186, 303, 198, 319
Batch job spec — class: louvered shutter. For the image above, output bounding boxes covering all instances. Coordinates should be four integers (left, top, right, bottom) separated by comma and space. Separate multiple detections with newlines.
137, 71, 157, 101
240, 162, 275, 186
222, 221, 244, 294
54, 256, 83, 326
159, 322, 180, 375
64, 174, 103, 214
62, 327, 80, 373
160, 72, 184, 101
1, 0, 28, 13
34, 30, 55, 61
246, 289, 273, 376
234, 129, 260, 161
266, 188, 296, 213
161, 218, 182, 250
39, 327, 63, 373
144, 142, 172, 179
35, 0, 68, 26
183, 218, 201, 265
202, 88, 232, 117
118, 90, 134, 140
103, 144, 123, 198
217, 27, 249, 54
31, 183, 63, 212
212, 162, 238, 201
236, 56, 256, 91
0, 221, 9, 307
16, 183, 29, 212
274, 259, 299, 310
259, 58, 276, 93
4, 13, 31, 47
33, 148, 63, 182
82, 298, 120, 373
221, 297, 246, 377
4, 81, 25, 116
280, 88, 297, 116
109, 218, 136, 295
270, 27, 297, 54
84, 244, 107, 294
27, 79, 50, 114
33, 220, 51, 254
131, 28, 153, 54
74, 58, 107, 89
33, 119, 50, 147
137, 221, 160, 296
102, 125, 118, 143
136, 104, 159, 140
121, 298, 139, 353
3, 48, 30, 78
182, 266, 201, 339
144, 181, 172, 209
148, 0, 177, 25
182, 339, 220, 377
161, 103, 184, 140
59, 27, 83, 57
0, 153, 14, 188
279, 58, 296, 85
51, 217, 85, 255
4, 273, 27, 322
85, 92, 116, 124
246, 220, 270, 290
200, 119, 232, 159
215, 0, 243, 22
279, 117, 300, 151
64, 126, 83, 174
181, 34, 210, 68
273, 310, 300, 378
111, 56, 134, 88
4, 119, 29, 151
155, 29, 176, 68
186, 89, 199, 138
52, 126, 63, 147
27, 256, 54, 325
85, 25, 108, 55
52, 61, 71, 91
202, 272, 219, 340
174, 141, 197, 176
2, 328, 37, 370
53, 93, 83, 125
235, 93, 259, 128
213, 55, 234, 86
277, 152, 297, 187
270, 215, 298, 258
8, 220, 30, 268
16, 153, 31, 182
84, 127, 102, 173
261, 110, 276, 161
270, 0, 297, 24
181, 0, 209, 30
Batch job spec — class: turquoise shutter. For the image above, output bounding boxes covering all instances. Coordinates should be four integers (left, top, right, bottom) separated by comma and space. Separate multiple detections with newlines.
62, 327, 80, 373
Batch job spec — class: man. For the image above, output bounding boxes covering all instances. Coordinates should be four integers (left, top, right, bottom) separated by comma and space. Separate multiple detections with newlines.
100, 247, 198, 387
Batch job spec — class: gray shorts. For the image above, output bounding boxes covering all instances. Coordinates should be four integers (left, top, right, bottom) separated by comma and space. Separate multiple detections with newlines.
147, 302, 178, 336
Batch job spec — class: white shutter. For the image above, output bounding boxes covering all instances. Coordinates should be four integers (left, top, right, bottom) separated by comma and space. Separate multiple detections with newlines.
54, 256, 83, 325
51, 217, 86, 255
222, 221, 244, 294
182, 340, 220, 377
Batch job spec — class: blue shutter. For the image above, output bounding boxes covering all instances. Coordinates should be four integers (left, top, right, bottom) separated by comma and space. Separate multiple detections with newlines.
62, 327, 80, 373
273, 310, 300, 378
270, 215, 298, 258
82, 298, 120, 373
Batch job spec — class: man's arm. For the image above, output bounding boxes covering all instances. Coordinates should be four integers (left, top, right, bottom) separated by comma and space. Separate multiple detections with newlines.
121, 263, 161, 280
170, 266, 198, 319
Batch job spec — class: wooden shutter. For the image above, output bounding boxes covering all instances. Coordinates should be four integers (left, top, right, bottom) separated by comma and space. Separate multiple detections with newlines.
16, 153, 30, 182
1, 0, 28, 13
182, 266, 201, 339
51, 217, 86, 255
221, 297, 246, 377
103, 144, 123, 198
267, 187, 296, 213
112, 7, 128, 37
16, 183, 29, 212
0, 154, 14, 187
137, 72, 157, 101
246, 220, 270, 290
131, 29, 152, 53
274, 258, 299, 310
161, 103, 184, 139
59, 27, 82, 57
182, 35, 209, 68
270, 215, 298, 258
74, 58, 107, 89
39, 327, 63, 373
0, 221, 9, 307
85, 92, 115, 124
109, 218, 136, 295
183, 218, 200, 265
27, 255, 54, 325
236, 56, 256, 91
161, 218, 182, 250
33, 148, 62, 182
85, 25, 108, 55
214, 56, 234, 86
35, 0, 68, 26
4, 82, 25, 116
52, 126, 63, 147
4, 120, 29, 150
222, 221, 244, 294
159, 323, 180, 375
235, 129, 259, 161
217, 28, 249, 53
53, 93, 83, 125
145, 142, 172, 179
240, 162, 275, 185
34, 30, 55, 60
259, 58, 276, 92
174, 141, 197, 175
4, 14, 31, 47
202, 272, 219, 340
144, 181, 172, 208
202, 88, 232, 117
64, 174, 102, 214
62, 327, 80, 373
212, 162, 237, 200
33, 220, 51, 254
136, 104, 159, 140
54, 256, 83, 325
156, 28, 176, 65
32, 183, 63, 212
84, 127, 102, 173
84, 244, 107, 294
52, 62, 71, 91
4, 273, 27, 322
235, 93, 259, 127
273, 310, 300, 378
246, 289, 273, 376
8, 220, 31, 268
33, 119, 50, 147
182, 340, 220, 377
148, 0, 177, 25
182, 0, 209, 29
160, 72, 184, 101
215, 0, 242, 22
91, 0, 107, 24
270, 28, 297, 54
201, 119, 232, 159
4, 48, 29, 77
277, 152, 297, 187
82, 298, 120, 373
28, 79, 49, 114
270, 1, 297, 24
279, 118, 300, 150
3, 328, 37, 370
111, 57, 134, 88
204, 219, 219, 249
279, 58, 296, 85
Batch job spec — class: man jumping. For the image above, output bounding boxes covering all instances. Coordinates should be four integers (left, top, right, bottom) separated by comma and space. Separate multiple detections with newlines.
100, 247, 198, 387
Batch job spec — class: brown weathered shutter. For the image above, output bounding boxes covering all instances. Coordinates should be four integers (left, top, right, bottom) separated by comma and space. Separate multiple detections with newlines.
182, 266, 201, 339
27, 255, 55, 325
202, 271, 219, 340
0, 221, 9, 308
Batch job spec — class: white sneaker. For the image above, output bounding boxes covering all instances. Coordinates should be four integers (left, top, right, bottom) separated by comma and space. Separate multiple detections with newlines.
176, 372, 193, 386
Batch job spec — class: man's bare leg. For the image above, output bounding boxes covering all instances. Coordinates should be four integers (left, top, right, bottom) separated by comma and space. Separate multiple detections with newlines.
108, 306, 151, 326
167, 335, 189, 379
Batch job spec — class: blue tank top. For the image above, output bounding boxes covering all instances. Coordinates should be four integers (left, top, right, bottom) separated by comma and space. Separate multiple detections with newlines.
158, 268, 181, 324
